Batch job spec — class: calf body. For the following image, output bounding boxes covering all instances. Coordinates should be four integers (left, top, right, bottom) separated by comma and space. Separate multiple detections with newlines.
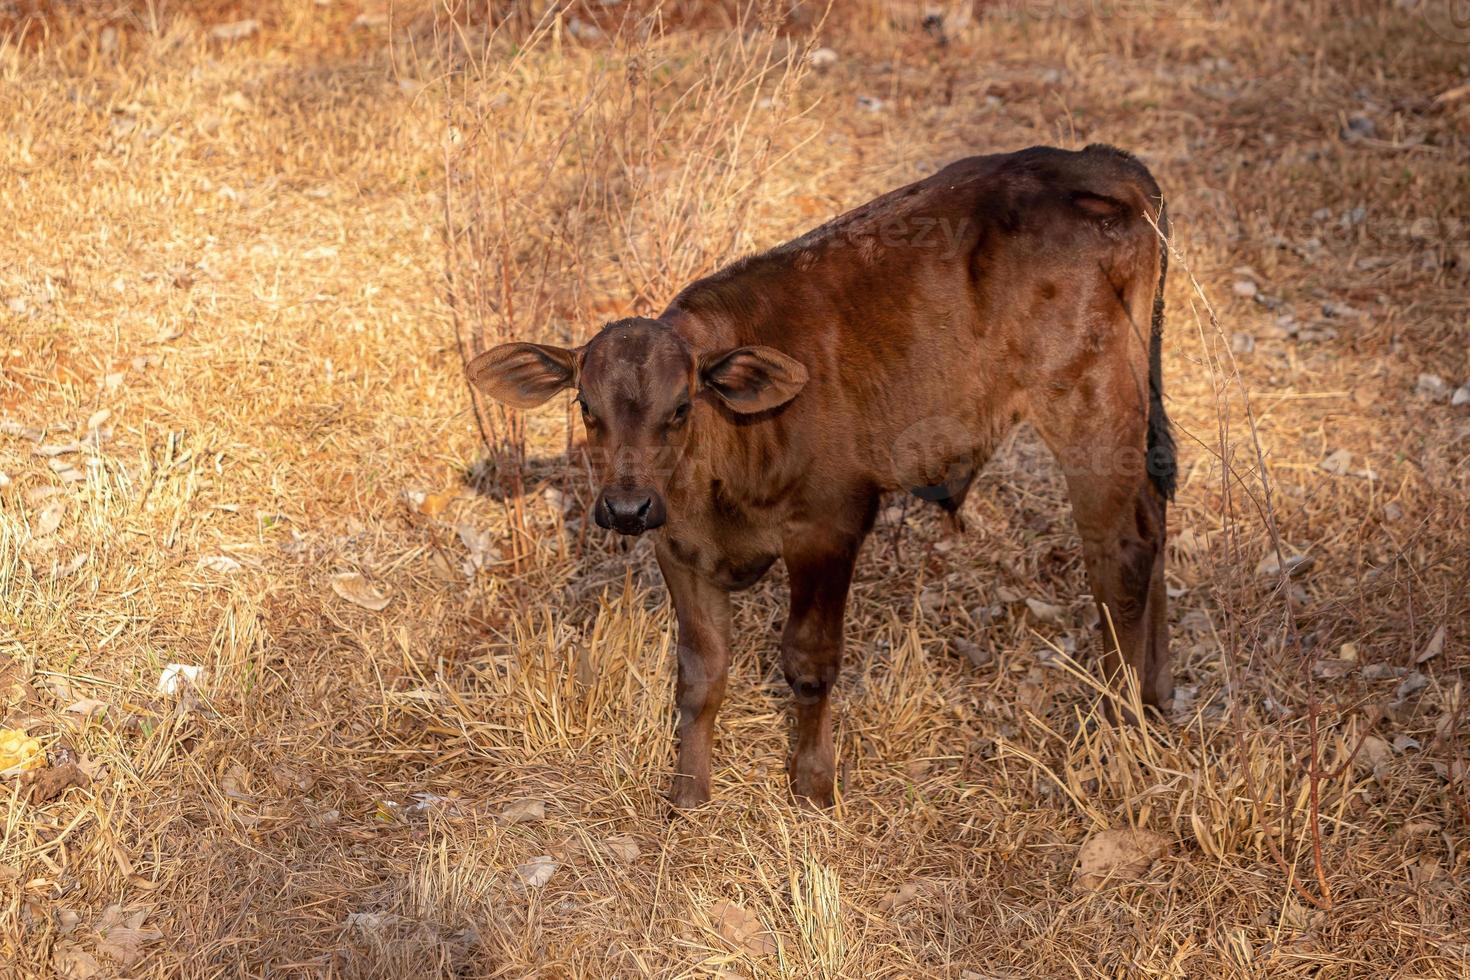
471, 144, 1175, 807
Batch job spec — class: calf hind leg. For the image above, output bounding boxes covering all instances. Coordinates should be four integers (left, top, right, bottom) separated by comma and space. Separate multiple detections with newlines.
1043, 428, 1171, 715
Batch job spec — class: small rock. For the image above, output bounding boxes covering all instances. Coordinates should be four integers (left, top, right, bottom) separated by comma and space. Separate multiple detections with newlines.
1383, 502, 1404, 522
1231, 332, 1255, 354
809, 47, 838, 69
1340, 113, 1376, 141
1452, 384, 1470, 406
1416, 374, 1449, 401
1231, 279, 1258, 298
856, 95, 884, 112
566, 16, 601, 41
209, 19, 260, 41
1395, 671, 1429, 701
1319, 449, 1352, 475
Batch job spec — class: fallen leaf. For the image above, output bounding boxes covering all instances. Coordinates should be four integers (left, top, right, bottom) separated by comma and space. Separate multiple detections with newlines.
1396, 819, 1439, 839
92, 905, 164, 965
1016, 674, 1050, 715
1256, 550, 1313, 578
32, 500, 65, 537
1417, 626, 1445, 664
57, 908, 81, 935
498, 798, 546, 825
196, 554, 242, 574
456, 523, 501, 570
1075, 827, 1170, 891
1356, 735, 1393, 781
157, 664, 206, 696
209, 19, 259, 41
331, 572, 392, 611
954, 638, 992, 668
85, 409, 111, 431
64, 697, 108, 719
1024, 597, 1068, 625
574, 642, 597, 686
1313, 658, 1356, 680
346, 910, 401, 933
1361, 662, 1407, 681
220, 763, 252, 801
1392, 734, 1421, 754
50, 553, 88, 579
52, 941, 101, 979
0, 729, 44, 774
406, 488, 455, 517
1433, 81, 1470, 105
514, 855, 557, 891
602, 835, 640, 863
709, 900, 776, 958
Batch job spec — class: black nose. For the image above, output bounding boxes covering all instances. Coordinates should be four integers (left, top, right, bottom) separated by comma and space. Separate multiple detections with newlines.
596, 490, 661, 535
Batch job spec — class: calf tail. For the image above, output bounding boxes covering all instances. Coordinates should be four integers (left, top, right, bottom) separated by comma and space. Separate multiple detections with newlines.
1146, 198, 1176, 501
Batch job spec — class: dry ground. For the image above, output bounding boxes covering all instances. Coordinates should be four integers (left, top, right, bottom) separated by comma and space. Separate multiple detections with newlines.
2, 1, 1468, 977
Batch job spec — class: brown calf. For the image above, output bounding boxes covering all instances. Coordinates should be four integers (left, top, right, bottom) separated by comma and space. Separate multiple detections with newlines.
470, 144, 1175, 808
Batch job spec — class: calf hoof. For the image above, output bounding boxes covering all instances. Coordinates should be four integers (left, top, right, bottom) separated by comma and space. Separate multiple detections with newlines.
788, 758, 835, 809
669, 777, 711, 810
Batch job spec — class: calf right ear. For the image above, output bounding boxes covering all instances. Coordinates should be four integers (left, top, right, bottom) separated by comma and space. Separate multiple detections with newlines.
466, 342, 579, 409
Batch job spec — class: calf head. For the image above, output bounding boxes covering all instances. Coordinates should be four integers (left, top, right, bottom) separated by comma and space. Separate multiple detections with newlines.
467, 317, 807, 535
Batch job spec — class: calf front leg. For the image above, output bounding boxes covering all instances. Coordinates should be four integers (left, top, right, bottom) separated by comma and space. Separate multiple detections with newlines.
782, 528, 863, 807
656, 545, 732, 809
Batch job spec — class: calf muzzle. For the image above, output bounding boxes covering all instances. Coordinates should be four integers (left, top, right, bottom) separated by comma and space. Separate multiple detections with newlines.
595, 487, 666, 535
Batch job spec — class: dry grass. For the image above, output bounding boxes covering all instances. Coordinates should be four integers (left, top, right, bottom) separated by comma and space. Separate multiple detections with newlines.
1, 1, 1468, 976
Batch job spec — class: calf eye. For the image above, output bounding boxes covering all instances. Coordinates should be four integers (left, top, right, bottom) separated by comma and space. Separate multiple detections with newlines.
670, 402, 691, 426
577, 396, 597, 425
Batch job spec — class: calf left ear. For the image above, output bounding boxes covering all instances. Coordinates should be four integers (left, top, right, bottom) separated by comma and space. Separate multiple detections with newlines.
698, 346, 809, 414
